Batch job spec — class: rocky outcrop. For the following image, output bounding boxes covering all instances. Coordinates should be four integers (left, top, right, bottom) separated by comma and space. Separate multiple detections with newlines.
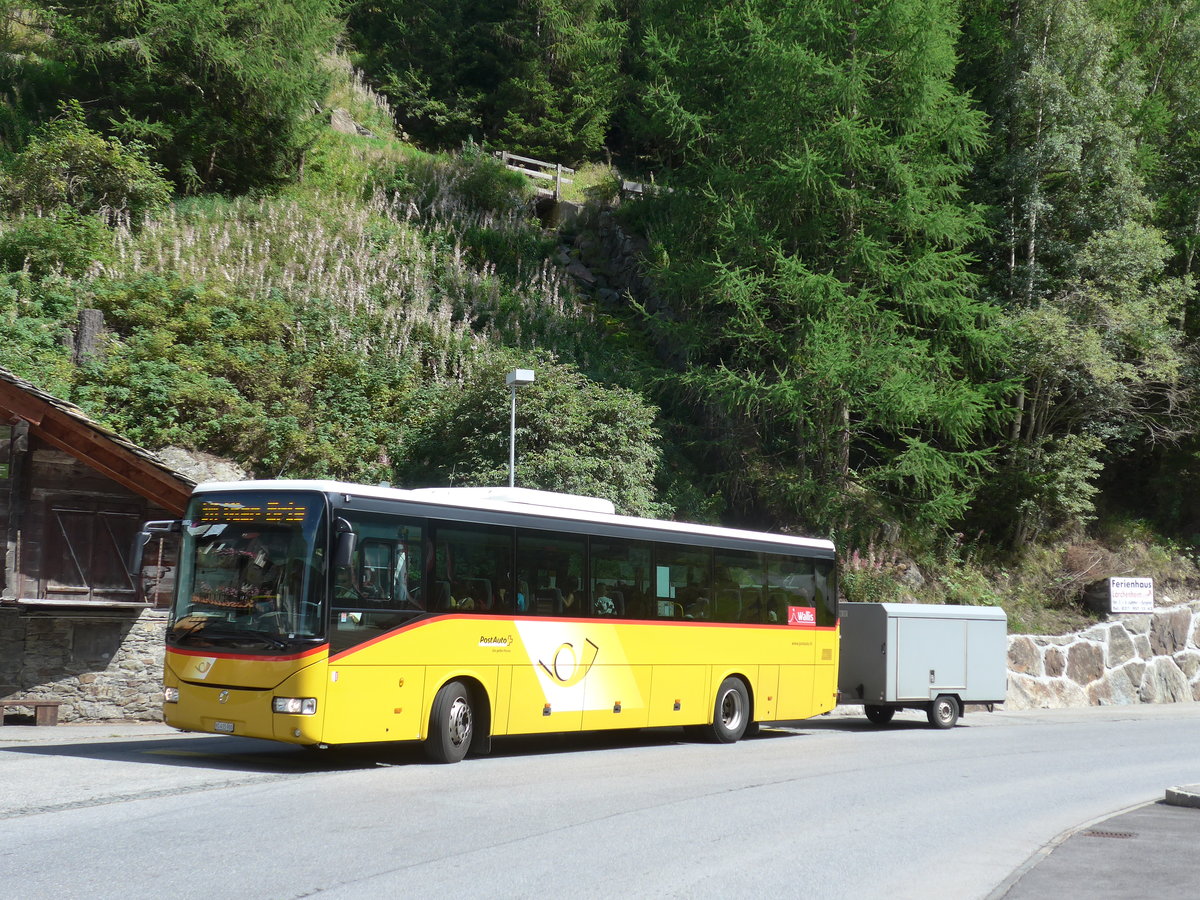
1006, 599, 1200, 709
154, 446, 250, 483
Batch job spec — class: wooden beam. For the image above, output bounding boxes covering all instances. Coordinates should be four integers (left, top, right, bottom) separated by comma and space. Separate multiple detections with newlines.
0, 383, 191, 515
33, 412, 191, 514
0, 381, 46, 425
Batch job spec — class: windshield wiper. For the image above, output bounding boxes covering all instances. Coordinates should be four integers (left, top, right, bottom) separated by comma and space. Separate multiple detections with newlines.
172, 618, 213, 641
240, 630, 290, 650
171, 626, 291, 651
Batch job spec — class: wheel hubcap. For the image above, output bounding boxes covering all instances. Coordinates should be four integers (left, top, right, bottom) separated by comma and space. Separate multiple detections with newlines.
720, 689, 743, 730
448, 697, 472, 747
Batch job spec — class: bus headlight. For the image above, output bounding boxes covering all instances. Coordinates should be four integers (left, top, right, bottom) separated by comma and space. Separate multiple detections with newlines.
272, 697, 317, 715
164, 687, 180, 703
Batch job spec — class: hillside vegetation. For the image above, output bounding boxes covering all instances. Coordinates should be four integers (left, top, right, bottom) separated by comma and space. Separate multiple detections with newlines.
4, 1, 1200, 631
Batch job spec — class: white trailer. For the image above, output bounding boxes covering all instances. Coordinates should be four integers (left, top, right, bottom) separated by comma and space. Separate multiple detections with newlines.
838, 602, 1008, 728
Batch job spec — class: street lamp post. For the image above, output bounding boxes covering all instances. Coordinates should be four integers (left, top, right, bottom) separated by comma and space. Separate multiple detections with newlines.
505, 368, 535, 487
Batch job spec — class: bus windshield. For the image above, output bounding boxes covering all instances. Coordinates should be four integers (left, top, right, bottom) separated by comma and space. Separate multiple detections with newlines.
170, 492, 327, 650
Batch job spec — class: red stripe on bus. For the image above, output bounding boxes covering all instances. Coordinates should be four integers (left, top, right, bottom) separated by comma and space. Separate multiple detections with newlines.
328, 614, 837, 662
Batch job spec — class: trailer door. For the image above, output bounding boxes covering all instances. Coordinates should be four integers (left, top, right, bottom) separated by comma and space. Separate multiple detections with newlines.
895, 616, 967, 700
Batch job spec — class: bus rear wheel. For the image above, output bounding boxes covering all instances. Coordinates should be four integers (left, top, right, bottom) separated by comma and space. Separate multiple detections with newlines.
426, 680, 474, 763
708, 677, 750, 743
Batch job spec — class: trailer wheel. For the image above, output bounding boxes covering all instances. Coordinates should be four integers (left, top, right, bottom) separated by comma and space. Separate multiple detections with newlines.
709, 677, 750, 743
864, 705, 895, 725
425, 680, 474, 763
927, 694, 960, 729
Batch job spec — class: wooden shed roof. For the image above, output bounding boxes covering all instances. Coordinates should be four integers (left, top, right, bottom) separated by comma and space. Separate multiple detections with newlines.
0, 366, 195, 514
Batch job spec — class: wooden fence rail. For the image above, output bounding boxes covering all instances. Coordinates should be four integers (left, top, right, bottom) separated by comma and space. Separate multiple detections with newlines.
494, 149, 658, 201
495, 151, 575, 200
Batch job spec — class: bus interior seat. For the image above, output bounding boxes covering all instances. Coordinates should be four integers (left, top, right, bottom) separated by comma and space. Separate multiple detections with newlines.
534, 588, 563, 615
463, 577, 492, 609
766, 592, 785, 623
608, 590, 624, 616
740, 588, 764, 622
715, 589, 741, 621
434, 581, 454, 611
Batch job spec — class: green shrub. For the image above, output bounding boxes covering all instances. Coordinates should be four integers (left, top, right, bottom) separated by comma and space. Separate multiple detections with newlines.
0, 273, 76, 394
0, 101, 171, 224
399, 351, 668, 517
397, 143, 533, 217
840, 567, 906, 604
0, 210, 111, 278
455, 144, 533, 213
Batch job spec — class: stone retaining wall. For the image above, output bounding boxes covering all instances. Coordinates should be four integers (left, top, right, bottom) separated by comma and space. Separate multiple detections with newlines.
0, 608, 166, 722
1006, 600, 1200, 708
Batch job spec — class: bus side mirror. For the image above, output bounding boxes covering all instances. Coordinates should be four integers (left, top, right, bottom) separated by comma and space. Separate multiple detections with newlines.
334, 519, 357, 568
129, 520, 181, 576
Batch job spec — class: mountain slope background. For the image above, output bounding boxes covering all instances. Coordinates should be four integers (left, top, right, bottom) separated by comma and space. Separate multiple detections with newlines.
4, 0, 1200, 631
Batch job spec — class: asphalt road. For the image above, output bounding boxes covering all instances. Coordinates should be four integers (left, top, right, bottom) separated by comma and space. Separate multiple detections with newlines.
2, 704, 1199, 899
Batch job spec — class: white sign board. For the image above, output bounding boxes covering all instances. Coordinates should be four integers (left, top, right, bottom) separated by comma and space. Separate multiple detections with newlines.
1109, 577, 1154, 613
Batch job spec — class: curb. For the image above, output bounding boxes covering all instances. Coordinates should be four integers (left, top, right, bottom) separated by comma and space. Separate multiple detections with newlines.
1164, 784, 1200, 809
985, 798, 1156, 900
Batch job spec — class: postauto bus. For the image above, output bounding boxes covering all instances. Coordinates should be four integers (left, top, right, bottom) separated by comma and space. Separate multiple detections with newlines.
149, 481, 838, 762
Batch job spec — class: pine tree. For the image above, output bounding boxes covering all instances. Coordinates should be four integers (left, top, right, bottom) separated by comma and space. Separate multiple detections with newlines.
628, 0, 1005, 540
350, 0, 625, 161
960, 0, 1196, 544
42, 0, 341, 193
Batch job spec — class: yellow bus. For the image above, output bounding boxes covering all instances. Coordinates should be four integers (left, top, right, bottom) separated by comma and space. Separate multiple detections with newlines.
154, 481, 839, 762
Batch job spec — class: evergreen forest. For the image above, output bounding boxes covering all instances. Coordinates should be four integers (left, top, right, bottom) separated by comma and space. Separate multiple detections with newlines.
4, 0, 1200, 631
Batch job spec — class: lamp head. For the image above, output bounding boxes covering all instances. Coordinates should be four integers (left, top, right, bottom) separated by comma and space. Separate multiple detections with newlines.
506, 368, 536, 387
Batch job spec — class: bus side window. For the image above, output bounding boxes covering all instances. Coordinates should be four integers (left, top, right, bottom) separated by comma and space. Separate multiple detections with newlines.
331, 512, 424, 616
433, 523, 513, 616
814, 558, 837, 625
359, 540, 393, 603
714, 550, 763, 623
763, 553, 835, 626
654, 544, 711, 619
590, 537, 652, 619
516, 530, 583, 619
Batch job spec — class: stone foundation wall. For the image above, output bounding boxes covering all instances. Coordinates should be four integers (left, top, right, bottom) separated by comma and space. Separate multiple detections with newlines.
0, 608, 167, 721
1007, 600, 1200, 708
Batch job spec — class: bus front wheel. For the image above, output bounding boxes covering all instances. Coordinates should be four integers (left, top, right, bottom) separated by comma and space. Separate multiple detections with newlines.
426, 680, 474, 763
709, 677, 750, 743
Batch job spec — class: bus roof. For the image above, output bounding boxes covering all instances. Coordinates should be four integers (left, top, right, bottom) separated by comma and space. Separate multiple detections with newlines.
190, 480, 836, 555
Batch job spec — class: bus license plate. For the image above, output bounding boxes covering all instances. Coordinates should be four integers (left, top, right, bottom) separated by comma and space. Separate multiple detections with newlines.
214, 721, 235, 733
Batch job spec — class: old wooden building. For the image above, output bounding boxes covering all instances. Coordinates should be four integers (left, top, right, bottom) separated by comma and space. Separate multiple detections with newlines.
1, 366, 194, 722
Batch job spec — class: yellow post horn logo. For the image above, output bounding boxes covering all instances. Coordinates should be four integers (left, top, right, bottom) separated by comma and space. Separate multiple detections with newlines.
539, 639, 599, 687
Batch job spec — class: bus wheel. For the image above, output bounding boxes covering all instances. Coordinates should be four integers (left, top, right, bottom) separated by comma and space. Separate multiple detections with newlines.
426, 680, 474, 763
864, 705, 895, 725
710, 677, 750, 743
927, 694, 960, 729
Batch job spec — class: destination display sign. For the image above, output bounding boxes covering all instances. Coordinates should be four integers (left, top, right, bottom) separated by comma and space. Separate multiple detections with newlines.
196, 499, 309, 525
